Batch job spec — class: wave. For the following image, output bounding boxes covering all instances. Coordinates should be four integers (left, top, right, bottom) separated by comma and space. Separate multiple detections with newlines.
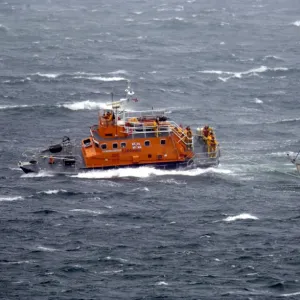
69, 208, 103, 215
0, 104, 30, 110
156, 281, 169, 286
199, 65, 289, 82
0, 260, 35, 265
153, 17, 186, 22
132, 187, 150, 192
36, 246, 57, 252
34, 72, 60, 78
292, 21, 300, 27
158, 178, 186, 185
2, 77, 31, 84
0, 196, 23, 202
223, 213, 258, 222
0, 100, 110, 112
0, 72, 128, 84
281, 291, 300, 297
254, 98, 263, 104
108, 70, 128, 75
74, 76, 125, 82
71, 166, 234, 179
0, 24, 8, 32
156, 5, 184, 12
266, 117, 300, 125
262, 55, 284, 62
269, 151, 295, 157
38, 189, 67, 195
59, 100, 109, 111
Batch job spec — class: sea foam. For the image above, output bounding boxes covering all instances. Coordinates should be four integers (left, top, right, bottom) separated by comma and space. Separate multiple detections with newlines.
223, 213, 258, 222
0, 196, 23, 202
60, 100, 108, 110
72, 166, 234, 179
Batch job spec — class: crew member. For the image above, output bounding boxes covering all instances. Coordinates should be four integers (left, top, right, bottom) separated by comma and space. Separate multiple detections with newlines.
153, 120, 158, 137
202, 125, 211, 141
207, 132, 218, 157
186, 126, 193, 149
49, 156, 55, 164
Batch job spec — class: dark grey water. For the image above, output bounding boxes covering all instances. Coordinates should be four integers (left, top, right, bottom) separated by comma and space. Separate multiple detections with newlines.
1, 0, 300, 299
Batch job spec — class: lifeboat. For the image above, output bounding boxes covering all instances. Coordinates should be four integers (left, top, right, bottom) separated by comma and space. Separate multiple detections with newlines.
18, 82, 220, 174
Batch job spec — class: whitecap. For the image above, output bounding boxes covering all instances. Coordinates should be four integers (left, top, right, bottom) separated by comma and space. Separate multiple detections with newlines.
34, 72, 60, 78
292, 21, 300, 27
262, 55, 283, 61
70, 208, 103, 215
74, 76, 125, 82
281, 291, 300, 297
0, 104, 29, 110
132, 187, 150, 192
254, 98, 263, 104
218, 77, 229, 82
36, 246, 57, 252
0, 196, 23, 202
109, 70, 128, 75
60, 100, 108, 110
38, 189, 67, 195
100, 269, 123, 274
2, 260, 34, 265
200, 65, 288, 82
156, 281, 169, 286
223, 213, 258, 222
133, 11, 143, 15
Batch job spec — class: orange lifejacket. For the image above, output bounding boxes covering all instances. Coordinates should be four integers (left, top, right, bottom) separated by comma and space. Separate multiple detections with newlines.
49, 156, 55, 164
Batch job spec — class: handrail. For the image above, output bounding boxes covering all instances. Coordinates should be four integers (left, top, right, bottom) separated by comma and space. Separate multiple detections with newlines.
186, 146, 220, 165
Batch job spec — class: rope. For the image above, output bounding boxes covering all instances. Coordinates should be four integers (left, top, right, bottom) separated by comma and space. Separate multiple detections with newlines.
221, 150, 300, 179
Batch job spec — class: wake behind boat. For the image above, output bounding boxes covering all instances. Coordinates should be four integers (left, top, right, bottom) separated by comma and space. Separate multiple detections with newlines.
18, 82, 220, 174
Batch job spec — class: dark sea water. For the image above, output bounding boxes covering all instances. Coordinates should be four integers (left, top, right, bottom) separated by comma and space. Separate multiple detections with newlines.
1, 0, 300, 299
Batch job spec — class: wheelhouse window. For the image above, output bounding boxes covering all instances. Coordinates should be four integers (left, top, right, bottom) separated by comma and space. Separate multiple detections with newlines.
145, 140, 150, 146
160, 139, 166, 145
83, 138, 91, 147
121, 142, 126, 148
113, 143, 118, 149
101, 144, 107, 150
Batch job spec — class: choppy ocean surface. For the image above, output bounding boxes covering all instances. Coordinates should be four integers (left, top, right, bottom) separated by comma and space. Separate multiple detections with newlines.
1, 0, 300, 299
